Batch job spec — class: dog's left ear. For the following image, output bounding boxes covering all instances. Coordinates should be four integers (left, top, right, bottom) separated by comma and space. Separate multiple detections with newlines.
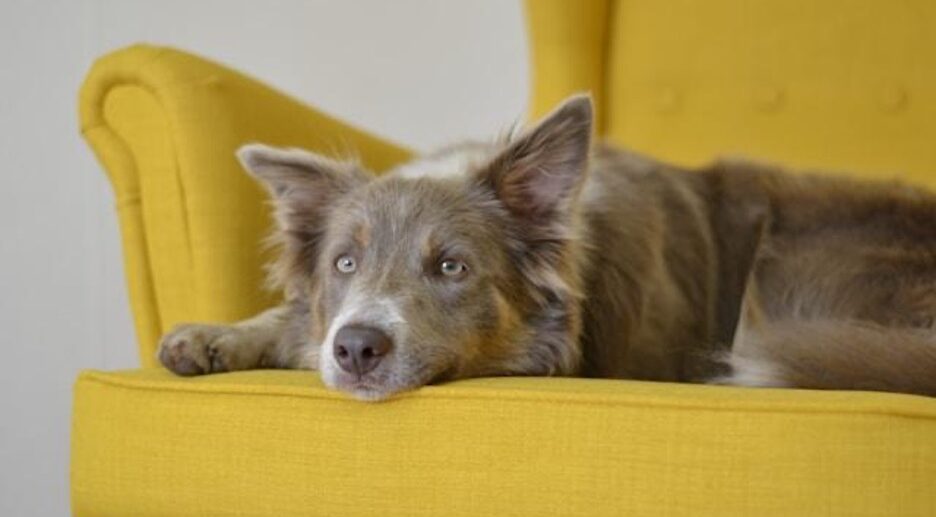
478, 94, 593, 221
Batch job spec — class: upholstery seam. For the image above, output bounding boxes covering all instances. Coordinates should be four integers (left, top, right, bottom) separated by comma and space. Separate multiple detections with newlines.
601, 0, 618, 136
77, 372, 936, 420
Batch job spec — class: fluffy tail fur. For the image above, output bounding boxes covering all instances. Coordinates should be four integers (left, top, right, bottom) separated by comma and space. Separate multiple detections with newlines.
714, 320, 936, 396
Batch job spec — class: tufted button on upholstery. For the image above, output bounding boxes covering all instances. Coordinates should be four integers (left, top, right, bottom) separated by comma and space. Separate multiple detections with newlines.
202, 75, 223, 90
877, 85, 908, 112
654, 86, 681, 113
753, 85, 785, 112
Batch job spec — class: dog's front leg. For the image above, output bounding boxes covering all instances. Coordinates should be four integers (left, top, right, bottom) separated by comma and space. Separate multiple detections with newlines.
158, 305, 300, 375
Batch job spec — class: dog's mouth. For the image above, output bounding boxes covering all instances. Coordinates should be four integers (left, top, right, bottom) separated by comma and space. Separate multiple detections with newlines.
325, 369, 389, 401
338, 380, 392, 401
327, 360, 458, 402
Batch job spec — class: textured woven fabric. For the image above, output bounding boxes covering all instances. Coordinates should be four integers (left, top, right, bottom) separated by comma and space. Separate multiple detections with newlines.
72, 369, 936, 516
526, 0, 936, 186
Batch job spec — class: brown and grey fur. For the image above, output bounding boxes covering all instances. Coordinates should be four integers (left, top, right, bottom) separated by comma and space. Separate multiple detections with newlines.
159, 95, 936, 400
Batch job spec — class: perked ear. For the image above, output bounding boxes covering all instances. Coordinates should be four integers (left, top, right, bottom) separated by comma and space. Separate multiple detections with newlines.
478, 94, 593, 221
237, 144, 370, 284
237, 143, 367, 201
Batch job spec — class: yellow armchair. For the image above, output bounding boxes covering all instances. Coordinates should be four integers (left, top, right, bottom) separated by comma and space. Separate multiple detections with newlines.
74, 2, 936, 516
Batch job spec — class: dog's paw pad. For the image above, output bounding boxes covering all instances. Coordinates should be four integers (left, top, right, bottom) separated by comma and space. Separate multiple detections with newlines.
158, 324, 235, 376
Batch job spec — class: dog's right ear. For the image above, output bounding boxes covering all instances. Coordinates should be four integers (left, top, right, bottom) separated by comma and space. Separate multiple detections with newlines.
237, 144, 370, 282
238, 143, 368, 202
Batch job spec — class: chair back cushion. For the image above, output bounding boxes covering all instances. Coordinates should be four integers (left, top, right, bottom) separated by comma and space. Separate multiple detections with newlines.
527, 0, 936, 185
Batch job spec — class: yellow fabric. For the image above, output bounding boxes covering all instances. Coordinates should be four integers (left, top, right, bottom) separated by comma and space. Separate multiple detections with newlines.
76, 7, 936, 514
526, 0, 936, 187
524, 0, 611, 133
79, 45, 412, 364
72, 370, 936, 516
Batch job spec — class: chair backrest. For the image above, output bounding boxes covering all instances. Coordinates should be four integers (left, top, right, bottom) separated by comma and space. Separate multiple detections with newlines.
526, 0, 936, 186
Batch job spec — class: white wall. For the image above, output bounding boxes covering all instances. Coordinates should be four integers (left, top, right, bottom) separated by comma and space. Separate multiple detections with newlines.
0, 1, 527, 514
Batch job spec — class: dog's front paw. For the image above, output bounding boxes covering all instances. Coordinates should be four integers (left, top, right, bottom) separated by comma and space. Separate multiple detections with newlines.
158, 324, 244, 376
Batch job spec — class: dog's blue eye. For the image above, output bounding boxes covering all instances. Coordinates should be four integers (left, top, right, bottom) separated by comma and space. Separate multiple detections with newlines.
440, 259, 467, 277
335, 255, 357, 274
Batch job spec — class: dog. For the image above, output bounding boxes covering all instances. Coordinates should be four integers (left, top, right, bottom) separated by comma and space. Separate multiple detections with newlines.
158, 94, 936, 401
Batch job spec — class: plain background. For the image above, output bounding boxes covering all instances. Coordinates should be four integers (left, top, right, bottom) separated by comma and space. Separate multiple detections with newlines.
0, 1, 527, 514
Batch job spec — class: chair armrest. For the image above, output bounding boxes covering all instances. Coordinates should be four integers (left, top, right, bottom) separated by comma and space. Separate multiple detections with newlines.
79, 44, 412, 365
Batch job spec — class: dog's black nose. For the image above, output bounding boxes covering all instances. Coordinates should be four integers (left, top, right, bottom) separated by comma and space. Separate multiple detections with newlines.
333, 325, 393, 376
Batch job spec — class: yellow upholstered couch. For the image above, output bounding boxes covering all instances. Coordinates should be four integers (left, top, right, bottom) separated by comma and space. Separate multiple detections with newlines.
74, 1, 936, 515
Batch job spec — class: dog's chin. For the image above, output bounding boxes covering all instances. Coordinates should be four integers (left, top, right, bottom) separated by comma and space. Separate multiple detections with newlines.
343, 383, 395, 402
322, 364, 448, 402
318, 366, 405, 401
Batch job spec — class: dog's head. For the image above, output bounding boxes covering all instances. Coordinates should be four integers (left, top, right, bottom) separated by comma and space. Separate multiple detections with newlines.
239, 95, 592, 400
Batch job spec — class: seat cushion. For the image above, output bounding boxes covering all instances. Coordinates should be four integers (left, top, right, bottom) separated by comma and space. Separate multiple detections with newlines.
72, 369, 936, 516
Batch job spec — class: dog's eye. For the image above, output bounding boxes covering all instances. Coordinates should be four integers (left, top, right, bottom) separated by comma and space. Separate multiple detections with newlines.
439, 259, 468, 277
335, 255, 357, 274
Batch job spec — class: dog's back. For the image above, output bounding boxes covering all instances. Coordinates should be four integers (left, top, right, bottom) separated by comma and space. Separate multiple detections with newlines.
583, 145, 936, 395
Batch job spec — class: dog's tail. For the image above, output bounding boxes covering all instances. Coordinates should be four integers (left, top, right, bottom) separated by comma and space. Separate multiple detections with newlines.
712, 320, 936, 396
